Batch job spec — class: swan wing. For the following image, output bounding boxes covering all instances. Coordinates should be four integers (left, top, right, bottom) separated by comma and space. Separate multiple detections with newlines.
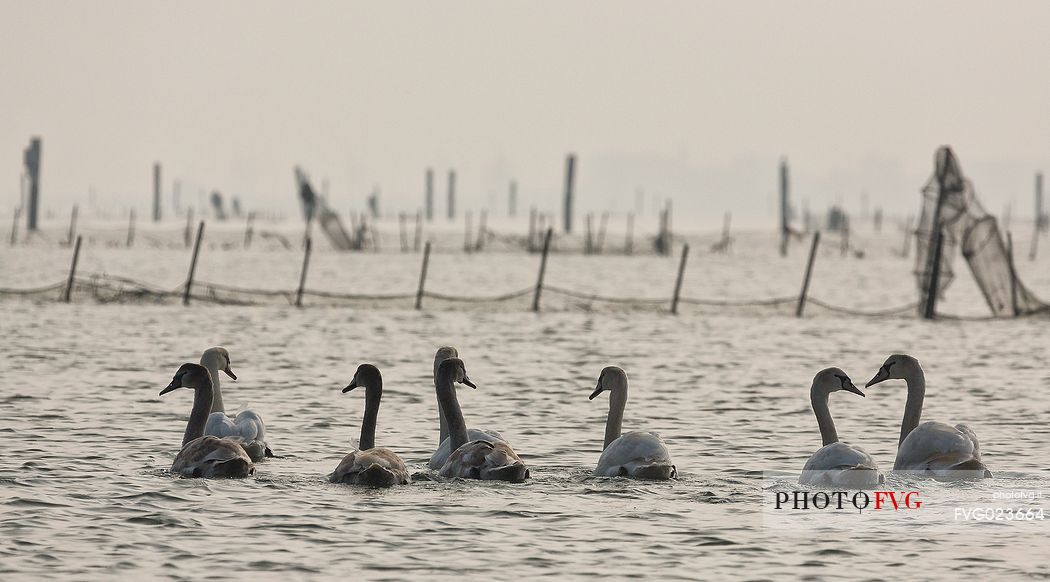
800, 441, 882, 487
428, 428, 506, 470
595, 431, 676, 479
171, 436, 254, 479
205, 410, 269, 461
330, 448, 410, 487
438, 440, 529, 482
232, 409, 266, 442
894, 421, 988, 476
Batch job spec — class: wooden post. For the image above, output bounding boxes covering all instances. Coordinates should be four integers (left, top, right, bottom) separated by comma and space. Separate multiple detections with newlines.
563, 154, 576, 233
840, 214, 850, 257
447, 170, 456, 220
464, 211, 473, 253
416, 241, 431, 310
414, 211, 422, 251
532, 228, 553, 312
127, 209, 136, 247
399, 212, 408, 252
66, 204, 78, 246
425, 168, 434, 221
671, 243, 690, 315
295, 236, 312, 307
475, 210, 487, 251
244, 211, 255, 249
596, 212, 608, 254
63, 235, 82, 303
24, 137, 41, 232
625, 213, 634, 255
183, 221, 204, 306
528, 207, 537, 252
922, 228, 945, 320
1007, 232, 1019, 316
584, 213, 594, 254
184, 208, 193, 249
796, 231, 821, 317
152, 162, 162, 222
9, 206, 20, 246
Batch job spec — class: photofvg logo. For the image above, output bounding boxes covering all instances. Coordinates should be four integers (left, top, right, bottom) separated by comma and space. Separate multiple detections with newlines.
762, 471, 1049, 533
774, 490, 922, 512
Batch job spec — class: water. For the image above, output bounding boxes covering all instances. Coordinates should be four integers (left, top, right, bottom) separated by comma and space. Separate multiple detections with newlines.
2, 222, 1048, 580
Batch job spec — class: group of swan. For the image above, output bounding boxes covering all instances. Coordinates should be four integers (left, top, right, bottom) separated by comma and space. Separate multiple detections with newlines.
160, 346, 675, 486
802, 354, 991, 486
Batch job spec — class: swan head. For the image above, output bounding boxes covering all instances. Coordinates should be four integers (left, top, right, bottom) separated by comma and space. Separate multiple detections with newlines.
434, 346, 459, 378
160, 363, 210, 395
200, 347, 237, 381
343, 363, 382, 393
812, 367, 864, 397
436, 357, 476, 389
589, 366, 627, 400
866, 354, 921, 388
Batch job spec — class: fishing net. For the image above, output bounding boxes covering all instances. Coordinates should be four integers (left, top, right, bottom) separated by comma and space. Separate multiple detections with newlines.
914, 147, 1048, 317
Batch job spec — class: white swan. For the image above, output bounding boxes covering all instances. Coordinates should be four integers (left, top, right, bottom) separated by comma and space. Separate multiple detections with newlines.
866, 354, 991, 479
160, 363, 255, 478
427, 346, 505, 469
329, 364, 410, 487
199, 347, 272, 461
588, 367, 676, 479
800, 368, 883, 487
435, 357, 529, 482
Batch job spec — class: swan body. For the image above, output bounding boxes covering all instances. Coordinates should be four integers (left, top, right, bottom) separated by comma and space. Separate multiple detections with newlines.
434, 357, 529, 482
867, 354, 990, 479
427, 346, 507, 470
595, 430, 676, 480
429, 429, 506, 470
200, 347, 272, 461
161, 363, 255, 479
588, 367, 676, 480
329, 364, 410, 487
799, 367, 883, 488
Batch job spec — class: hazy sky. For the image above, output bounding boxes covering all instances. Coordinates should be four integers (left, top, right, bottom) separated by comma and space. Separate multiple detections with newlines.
2, 1, 1049, 228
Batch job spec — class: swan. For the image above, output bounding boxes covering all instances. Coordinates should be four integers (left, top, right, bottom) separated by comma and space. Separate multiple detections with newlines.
427, 346, 505, 470
588, 367, 676, 479
160, 363, 255, 478
800, 368, 883, 487
329, 364, 410, 487
435, 357, 529, 482
199, 347, 272, 461
866, 354, 991, 479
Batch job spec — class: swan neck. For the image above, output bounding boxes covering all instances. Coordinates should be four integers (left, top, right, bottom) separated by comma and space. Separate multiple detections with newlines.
435, 376, 449, 446
436, 373, 469, 454
900, 368, 926, 446
184, 376, 213, 447
810, 385, 838, 447
603, 388, 627, 450
203, 360, 225, 414
359, 379, 381, 451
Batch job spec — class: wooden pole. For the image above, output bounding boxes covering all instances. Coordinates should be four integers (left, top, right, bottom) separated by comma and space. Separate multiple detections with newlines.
183, 221, 204, 306
127, 208, 136, 247
184, 208, 193, 249
447, 170, 456, 220
414, 211, 422, 251
399, 212, 408, 252
625, 213, 634, 255
671, 243, 690, 315
475, 210, 487, 251
532, 228, 553, 312
922, 228, 945, 320
425, 168, 434, 222
796, 231, 821, 317
596, 212, 608, 254
563, 154, 576, 233
1007, 232, 1019, 316
244, 211, 255, 249
464, 211, 473, 253
66, 204, 78, 246
528, 207, 537, 252
415, 241, 431, 310
295, 236, 312, 307
63, 235, 82, 303
9, 206, 20, 246
584, 213, 594, 254
152, 162, 162, 222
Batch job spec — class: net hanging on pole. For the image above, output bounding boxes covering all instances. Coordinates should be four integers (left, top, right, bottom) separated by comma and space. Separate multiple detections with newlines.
914, 146, 1048, 317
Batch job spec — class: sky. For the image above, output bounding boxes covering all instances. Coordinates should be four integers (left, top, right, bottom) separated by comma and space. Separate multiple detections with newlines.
1, 0, 1049, 229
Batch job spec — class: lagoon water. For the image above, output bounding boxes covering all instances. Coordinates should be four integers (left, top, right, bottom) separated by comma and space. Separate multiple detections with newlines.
2, 220, 1048, 580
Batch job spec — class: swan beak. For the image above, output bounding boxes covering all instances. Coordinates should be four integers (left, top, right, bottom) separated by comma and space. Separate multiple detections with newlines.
462, 376, 477, 389
843, 381, 865, 397
588, 385, 604, 400
223, 365, 237, 381
866, 367, 889, 388
159, 379, 180, 396
342, 379, 358, 393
